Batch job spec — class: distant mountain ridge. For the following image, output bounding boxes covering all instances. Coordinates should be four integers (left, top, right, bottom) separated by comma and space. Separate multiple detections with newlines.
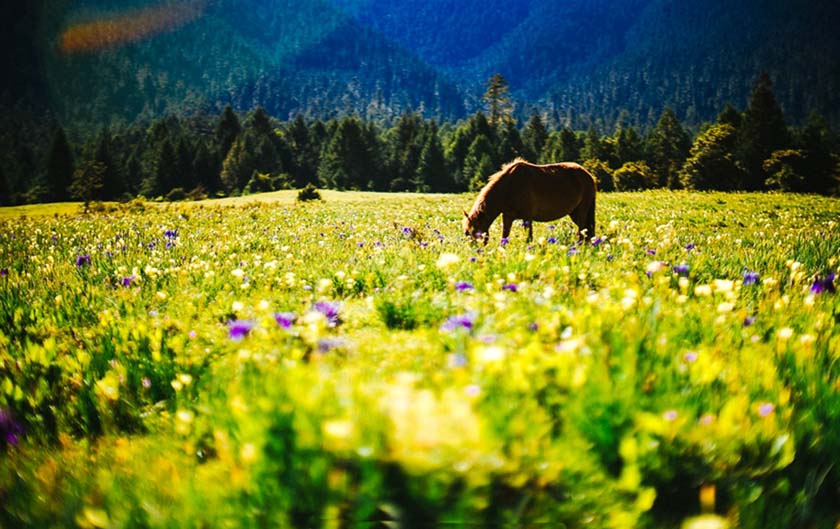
6, 0, 840, 131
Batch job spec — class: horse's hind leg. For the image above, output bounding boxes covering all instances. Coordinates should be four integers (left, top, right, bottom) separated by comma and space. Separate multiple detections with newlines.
570, 205, 592, 242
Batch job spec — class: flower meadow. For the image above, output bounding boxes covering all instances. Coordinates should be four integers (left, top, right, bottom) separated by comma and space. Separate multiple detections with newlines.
1, 190, 839, 529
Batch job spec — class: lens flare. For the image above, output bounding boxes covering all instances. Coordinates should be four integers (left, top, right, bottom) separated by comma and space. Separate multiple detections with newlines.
59, 1, 207, 54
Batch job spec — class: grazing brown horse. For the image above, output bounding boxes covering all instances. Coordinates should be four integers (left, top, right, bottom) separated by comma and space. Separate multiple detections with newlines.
463, 158, 597, 243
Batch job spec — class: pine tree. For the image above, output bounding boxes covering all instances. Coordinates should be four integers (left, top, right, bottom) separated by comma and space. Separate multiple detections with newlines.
215, 105, 241, 160
647, 108, 691, 188
446, 112, 494, 189
93, 129, 123, 200
45, 125, 74, 202
482, 73, 513, 127
581, 126, 610, 164
496, 119, 525, 165
680, 124, 746, 190
415, 124, 449, 192
717, 104, 742, 129
739, 73, 791, 190
141, 138, 177, 198
192, 141, 220, 193
615, 125, 644, 167
385, 112, 424, 189
317, 116, 378, 190
522, 113, 548, 162
286, 114, 318, 187
69, 161, 106, 212
796, 112, 837, 194
0, 165, 12, 206
464, 134, 496, 191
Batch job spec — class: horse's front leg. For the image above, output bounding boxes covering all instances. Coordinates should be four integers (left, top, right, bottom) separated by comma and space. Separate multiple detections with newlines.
501, 213, 513, 242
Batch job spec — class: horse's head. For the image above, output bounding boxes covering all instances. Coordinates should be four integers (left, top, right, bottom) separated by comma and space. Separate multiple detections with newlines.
463, 209, 490, 244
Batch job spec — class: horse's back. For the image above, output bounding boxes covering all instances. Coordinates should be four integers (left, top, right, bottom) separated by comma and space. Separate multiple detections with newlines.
510, 162, 595, 221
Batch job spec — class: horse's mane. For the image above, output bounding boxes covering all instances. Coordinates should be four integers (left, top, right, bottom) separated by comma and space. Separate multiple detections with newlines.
472, 158, 530, 214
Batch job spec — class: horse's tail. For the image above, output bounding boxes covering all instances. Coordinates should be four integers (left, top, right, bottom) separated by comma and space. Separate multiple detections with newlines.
586, 193, 596, 240
584, 167, 597, 239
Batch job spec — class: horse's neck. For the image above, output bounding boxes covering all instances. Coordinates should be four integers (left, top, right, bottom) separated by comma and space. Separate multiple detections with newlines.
481, 178, 507, 217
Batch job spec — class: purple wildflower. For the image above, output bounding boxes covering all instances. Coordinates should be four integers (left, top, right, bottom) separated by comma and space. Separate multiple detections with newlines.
567, 247, 578, 257
441, 311, 477, 332
165, 240, 175, 249
683, 351, 698, 363
810, 272, 836, 294
500, 237, 510, 247
313, 301, 341, 327
75, 254, 91, 267
142, 377, 152, 389
743, 271, 760, 285
228, 319, 255, 341
317, 337, 345, 353
502, 283, 518, 292
164, 229, 178, 239
528, 322, 539, 332
120, 275, 135, 287
401, 227, 413, 236
0, 409, 23, 447
672, 264, 690, 276
592, 237, 604, 247
646, 248, 657, 256
455, 281, 474, 292
758, 402, 775, 417
448, 353, 468, 368
0, 268, 7, 277
469, 256, 477, 263
685, 243, 696, 251
547, 236, 558, 244
743, 316, 757, 327
274, 312, 296, 329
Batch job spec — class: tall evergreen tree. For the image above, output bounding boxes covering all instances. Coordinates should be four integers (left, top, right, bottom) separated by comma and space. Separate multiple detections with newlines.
496, 119, 525, 165
215, 105, 241, 160
385, 112, 424, 189
93, 128, 123, 199
717, 104, 742, 129
522, 113, 548, 162
738, 73, 791, 190
69, 161, 106, 212
446, 112, 494, 189
45, 125, 74, 202
141, 138, 177, 197
192, 141, 220, 193
415, 123, 449, 192
482, 73, 513, 127
286, 114, 318, 187
317, 116, 378, 190
615, 125, 644, 167
581, 126, 610, 163
464, 134, 496, 191
647, 108, 691, 188
680, 124, 746, 190
0, 165, 11, 206
796, 111, 837, 194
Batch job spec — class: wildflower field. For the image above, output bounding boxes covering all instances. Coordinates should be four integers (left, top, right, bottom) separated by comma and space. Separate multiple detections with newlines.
1, 190, 839, 529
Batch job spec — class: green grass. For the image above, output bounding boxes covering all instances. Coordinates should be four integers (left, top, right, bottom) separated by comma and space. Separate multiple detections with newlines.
1, 190, 839, 528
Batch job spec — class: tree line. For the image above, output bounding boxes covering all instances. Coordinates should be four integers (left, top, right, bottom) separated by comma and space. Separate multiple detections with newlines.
2, 72, 838, 206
